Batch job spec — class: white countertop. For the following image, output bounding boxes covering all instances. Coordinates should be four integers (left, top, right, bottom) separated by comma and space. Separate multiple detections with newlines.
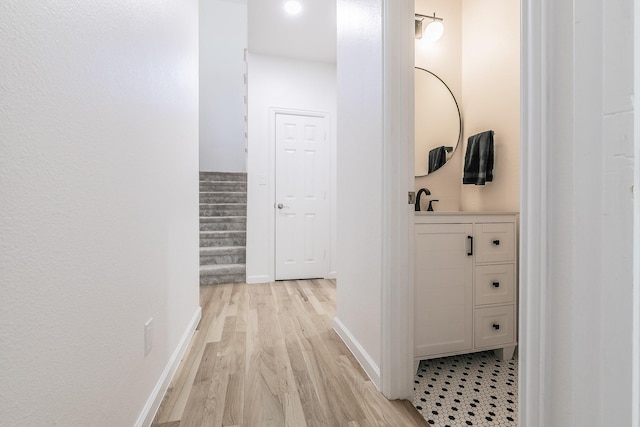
415, 211, 519, 216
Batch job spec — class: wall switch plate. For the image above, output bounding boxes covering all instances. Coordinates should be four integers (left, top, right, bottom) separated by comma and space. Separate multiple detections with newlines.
144, 318, 153, 356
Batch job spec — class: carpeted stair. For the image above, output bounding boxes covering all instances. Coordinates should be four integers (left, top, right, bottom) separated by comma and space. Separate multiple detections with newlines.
199, 172, 246, 285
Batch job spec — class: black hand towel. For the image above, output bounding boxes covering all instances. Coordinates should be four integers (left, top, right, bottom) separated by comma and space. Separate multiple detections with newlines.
463, 130, 494, 185
428, 146, 447, 174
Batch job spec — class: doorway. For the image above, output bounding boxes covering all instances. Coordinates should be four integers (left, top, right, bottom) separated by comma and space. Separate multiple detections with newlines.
410, 0, 522, 423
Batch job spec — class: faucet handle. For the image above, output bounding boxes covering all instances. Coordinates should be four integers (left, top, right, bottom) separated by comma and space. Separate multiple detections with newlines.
427, 199, 439, 211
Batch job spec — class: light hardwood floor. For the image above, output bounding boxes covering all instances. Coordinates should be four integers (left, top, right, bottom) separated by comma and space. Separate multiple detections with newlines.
152, 279, 427, 427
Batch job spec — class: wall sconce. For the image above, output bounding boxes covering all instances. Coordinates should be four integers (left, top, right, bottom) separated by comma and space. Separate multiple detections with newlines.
415, 13, 444, 42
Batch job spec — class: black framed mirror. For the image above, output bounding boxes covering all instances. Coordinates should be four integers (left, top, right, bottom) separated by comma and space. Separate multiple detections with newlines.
415, 67, 463, 177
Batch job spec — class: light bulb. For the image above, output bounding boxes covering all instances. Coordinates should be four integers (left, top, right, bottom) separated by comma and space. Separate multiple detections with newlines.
284, 1, 302, 15
423, 21, 444, 42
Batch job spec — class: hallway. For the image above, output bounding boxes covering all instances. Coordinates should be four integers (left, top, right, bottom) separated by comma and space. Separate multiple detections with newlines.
152, 280, 427, 426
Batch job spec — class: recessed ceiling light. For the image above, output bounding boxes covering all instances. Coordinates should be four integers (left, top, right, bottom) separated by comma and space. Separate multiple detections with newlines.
284, 1, 302, 15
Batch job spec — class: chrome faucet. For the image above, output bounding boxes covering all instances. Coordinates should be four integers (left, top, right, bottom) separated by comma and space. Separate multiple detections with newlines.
414, 188, 431, 211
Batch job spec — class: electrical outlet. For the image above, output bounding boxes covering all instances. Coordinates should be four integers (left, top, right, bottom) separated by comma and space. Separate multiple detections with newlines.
144, 318, 153, 356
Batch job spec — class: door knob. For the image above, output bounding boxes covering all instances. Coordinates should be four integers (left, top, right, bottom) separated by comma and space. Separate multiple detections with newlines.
276, 203, 289, 209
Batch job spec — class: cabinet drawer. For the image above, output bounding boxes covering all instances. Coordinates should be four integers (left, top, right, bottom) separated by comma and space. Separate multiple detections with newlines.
474, 222, 515, 263
474, 305, 515, 349
475, 264, 515, 306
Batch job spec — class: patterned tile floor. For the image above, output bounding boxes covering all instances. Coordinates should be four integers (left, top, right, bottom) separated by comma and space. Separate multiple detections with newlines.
413, 351, 518, 426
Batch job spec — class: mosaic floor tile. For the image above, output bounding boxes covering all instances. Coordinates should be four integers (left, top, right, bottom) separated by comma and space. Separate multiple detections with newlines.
413, 351, 518, 426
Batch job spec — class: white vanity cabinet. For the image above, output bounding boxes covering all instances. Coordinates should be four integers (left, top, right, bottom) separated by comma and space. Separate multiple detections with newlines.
414, 213, 518, 368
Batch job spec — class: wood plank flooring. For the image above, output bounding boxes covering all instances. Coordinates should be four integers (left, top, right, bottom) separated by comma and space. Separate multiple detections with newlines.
152, 280, 427, 427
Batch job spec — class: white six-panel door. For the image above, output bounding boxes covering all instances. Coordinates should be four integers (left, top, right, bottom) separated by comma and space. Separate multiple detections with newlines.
274, 112, 328, 280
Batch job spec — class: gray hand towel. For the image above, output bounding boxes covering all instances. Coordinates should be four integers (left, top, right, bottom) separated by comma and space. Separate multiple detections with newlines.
428, 146, 447, 174
463, 130, 494, 185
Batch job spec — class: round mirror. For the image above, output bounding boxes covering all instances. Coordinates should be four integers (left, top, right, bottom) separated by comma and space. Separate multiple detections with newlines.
415, 68, 462, 177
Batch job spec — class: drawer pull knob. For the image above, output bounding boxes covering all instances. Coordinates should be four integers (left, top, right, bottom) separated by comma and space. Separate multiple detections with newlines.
492, 323, 500, 330
492, 281, 500, 288
493, 239, 500, 246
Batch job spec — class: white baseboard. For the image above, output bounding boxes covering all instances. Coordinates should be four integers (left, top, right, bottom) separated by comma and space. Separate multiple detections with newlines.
246, 274, 271, 284
333, 316, 381, 390
135, 306, 202, 427
327, 271, 337, 279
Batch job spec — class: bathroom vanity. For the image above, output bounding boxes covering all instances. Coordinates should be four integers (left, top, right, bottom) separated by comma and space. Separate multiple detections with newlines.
414, 212, 518, 371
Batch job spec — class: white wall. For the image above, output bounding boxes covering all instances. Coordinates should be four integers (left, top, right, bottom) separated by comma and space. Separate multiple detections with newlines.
334, 0, 385, 388
553, 0, 634, 422
460, 0, 520, 212
414, 0, 463, 211
199, 0, 247, 172
0, 2, 200, 426
245, 54, 337, 283
524, 0, 635, 424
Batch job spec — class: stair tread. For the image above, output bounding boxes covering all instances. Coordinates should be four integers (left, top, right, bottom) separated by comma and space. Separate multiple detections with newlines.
200, 246, 245, 252
199, 179, 246, 182
200, 182, 245, 184
199, 172, 246, 174
200, 226, 246, 232
200, 191, 246, 193
200, 263, 245, 268
199, 184, 246, 186
200, 220, 246, 222
200, 173, 246, 179
200, 197, 246, 200
200, 264, 246, 272
200, 216, 246, 220
199, 184, 244, 186
199, 185, 246, 188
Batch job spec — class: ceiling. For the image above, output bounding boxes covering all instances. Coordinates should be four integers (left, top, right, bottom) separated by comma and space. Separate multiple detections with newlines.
248, 0, 337, 63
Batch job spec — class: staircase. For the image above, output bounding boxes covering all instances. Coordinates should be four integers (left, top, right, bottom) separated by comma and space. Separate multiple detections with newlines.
199, 172, 247, 285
